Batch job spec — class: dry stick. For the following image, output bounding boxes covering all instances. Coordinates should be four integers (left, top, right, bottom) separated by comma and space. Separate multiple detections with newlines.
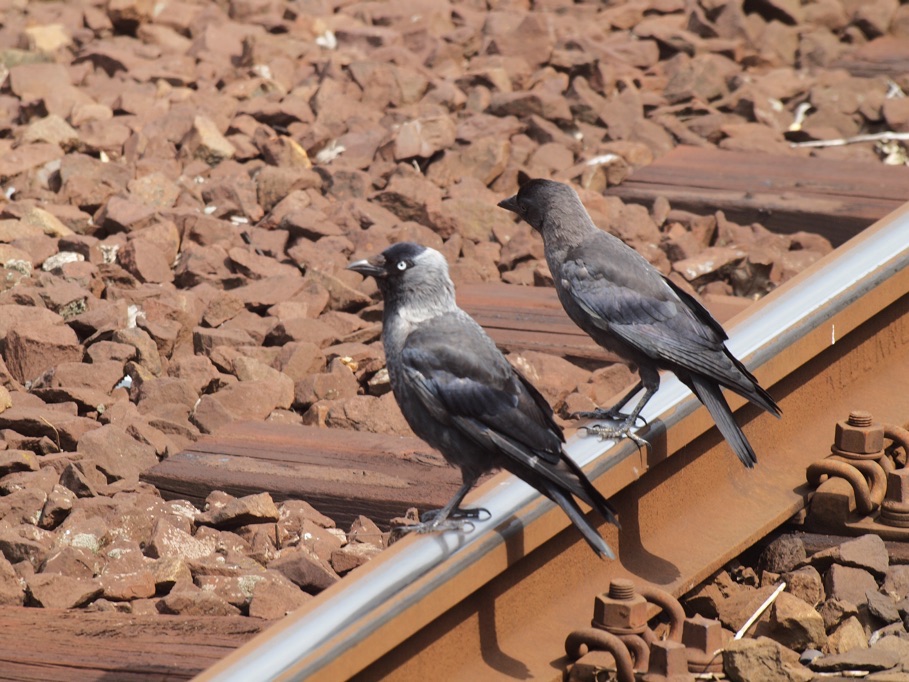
734, 582, 787, 640
39, 416, 62, 451
790, 131, 909, 148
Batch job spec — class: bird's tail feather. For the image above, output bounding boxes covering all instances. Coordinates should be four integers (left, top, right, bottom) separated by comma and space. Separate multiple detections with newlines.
545, 483, 615, 559
481, 422, 619, 556
560, 456, 621, 529
485, 425, 620, 528
689, 375, 757, 468
726, 354, 782, 418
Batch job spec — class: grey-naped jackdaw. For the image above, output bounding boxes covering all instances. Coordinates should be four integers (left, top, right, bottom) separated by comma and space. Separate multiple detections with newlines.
348, 242, 618, 558
498, 178, 781, 467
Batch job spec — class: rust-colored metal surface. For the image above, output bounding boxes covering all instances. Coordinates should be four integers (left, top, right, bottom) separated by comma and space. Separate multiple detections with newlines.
801, 419, 909, 540
198, 203, 909, 682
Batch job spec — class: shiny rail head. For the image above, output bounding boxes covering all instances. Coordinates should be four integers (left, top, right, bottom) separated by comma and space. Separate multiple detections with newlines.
199, 204, 909, 682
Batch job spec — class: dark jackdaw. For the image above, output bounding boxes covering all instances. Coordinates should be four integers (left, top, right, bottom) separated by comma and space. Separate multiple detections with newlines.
498, 178, 781, 467
348, 242, 618, 558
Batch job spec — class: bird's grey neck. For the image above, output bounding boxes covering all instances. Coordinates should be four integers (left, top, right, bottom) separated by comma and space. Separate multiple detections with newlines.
384, 284, 457, 327
541, 208, 598, 258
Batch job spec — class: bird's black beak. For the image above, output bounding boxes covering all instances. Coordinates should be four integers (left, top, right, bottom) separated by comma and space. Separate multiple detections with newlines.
497, 195, 519, 213
347, 256, 386, 278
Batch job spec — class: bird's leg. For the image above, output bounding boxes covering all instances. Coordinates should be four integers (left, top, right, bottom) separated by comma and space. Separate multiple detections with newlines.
443, 507, 492, 521
571, 381, 644, 424
395, 477, 487, 535
579, 385, 655, 451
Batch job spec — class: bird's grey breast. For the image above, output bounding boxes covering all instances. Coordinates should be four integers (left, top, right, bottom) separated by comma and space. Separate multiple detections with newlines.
381, 309, 415, 390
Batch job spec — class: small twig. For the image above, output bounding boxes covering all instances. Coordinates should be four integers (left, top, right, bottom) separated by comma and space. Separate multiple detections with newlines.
790, 131, 909, 148
39, 416, 61, 450
734, 582, 787, 640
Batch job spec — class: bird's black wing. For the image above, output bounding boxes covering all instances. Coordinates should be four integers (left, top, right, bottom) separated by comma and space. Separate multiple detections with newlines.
400, 316, 564, 465
662, 276, 728, 341
561, 255, 727, 368
562, 240, 780, 416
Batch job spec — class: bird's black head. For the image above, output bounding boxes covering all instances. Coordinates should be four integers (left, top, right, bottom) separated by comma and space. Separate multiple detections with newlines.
347, 242, 454, 305
347, 242, 427, 280
497, 174, 581, 233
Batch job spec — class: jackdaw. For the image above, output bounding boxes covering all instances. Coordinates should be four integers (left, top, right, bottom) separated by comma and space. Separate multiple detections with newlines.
348, 242, 618, 558
498, 178, 781, 467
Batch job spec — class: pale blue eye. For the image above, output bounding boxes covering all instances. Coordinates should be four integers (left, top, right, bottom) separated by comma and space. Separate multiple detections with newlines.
397, 261, 407, 270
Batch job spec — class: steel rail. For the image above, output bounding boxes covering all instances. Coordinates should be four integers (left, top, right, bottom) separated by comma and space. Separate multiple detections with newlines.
197, 202, 909, 682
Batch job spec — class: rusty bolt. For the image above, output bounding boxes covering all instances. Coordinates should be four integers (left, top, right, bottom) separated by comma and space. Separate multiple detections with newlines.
880, 468, 909, 528
834, 410, 884, 455
593, 578, 649, 633
642, 640, 694, 682
682, 615, 726, 673
886, 468, 909, 504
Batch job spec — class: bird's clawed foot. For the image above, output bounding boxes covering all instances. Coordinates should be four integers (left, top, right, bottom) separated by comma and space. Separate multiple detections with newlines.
391, 507, 490, 539
394, 519, 477, 536
421, 506, 491, 523
573, 405, 650, 452
571, 407, 647, 427
579, 421, 651, 453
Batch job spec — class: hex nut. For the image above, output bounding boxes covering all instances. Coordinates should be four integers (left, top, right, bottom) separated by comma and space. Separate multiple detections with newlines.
834, 418, 884, 454
593, 592, 649, 631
